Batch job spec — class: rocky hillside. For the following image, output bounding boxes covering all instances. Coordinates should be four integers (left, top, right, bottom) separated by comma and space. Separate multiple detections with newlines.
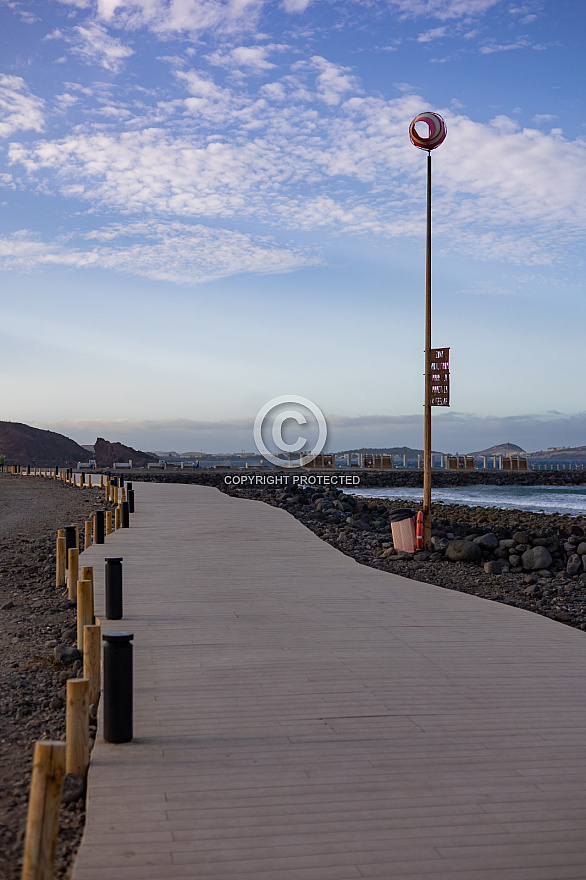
470, 442, 525, 456
0, 422, 90, 467
93, 437, 158, 468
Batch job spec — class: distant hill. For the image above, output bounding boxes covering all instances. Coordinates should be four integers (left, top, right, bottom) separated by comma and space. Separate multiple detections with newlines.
469, 442, 525, 456
336, 446, 441, 456
529, 445, 586, 460
94, 438, 158, 468
0, 421, 90, 466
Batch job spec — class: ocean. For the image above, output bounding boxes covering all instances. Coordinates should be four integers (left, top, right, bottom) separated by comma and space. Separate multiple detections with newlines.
351, 485, 586, 517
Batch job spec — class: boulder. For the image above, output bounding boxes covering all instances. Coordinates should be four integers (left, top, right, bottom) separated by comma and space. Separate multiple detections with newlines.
521, 546, 553, 571
445, 540, 482, 563
474, 533, 499, 551
513, 531, 531, 544
484, 560, 509, 574
566, 553, 582, 576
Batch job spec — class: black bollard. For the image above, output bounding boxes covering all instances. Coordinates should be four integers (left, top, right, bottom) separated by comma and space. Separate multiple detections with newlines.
121, 500, 130, 528
64, 525, 77, 553
127, 488, 135, 514
105, 557, 124, 619
126, 482, 132, 492
103, 631, 133, 743
94, 510, 105, 544
80, 471, 85, 486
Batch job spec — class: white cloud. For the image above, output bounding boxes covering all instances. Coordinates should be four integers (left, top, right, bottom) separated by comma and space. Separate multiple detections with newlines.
207, 44, 278, 74
68, 21, 134, 71
83, 0, 265, 37
282, 0, 314, 10
0, 221, 321, 284
0, 75, 44, 138
417, 26, 449, 42
386, 0, 506, 20
5, 60, 585, 270
307, 55, 359, 105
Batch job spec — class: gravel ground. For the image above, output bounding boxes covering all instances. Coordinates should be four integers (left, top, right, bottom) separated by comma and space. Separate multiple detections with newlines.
0, 474, 112, 880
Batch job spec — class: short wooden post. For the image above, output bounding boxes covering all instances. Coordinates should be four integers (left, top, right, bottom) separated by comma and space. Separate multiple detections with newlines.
121, 487, 126, 502
77, 580, 93, 652
81, 565, 94, 623
84, 520, 92, 550
114, 505, 121, 530
65, 678, 89, 777
21, 740, 66, 880
83, 624, 101, 706
67, 548, 79, 601
100, 474, 104, 487
56, 534, 66, 589
105, 510, 113, 535
112, 485, 119, 505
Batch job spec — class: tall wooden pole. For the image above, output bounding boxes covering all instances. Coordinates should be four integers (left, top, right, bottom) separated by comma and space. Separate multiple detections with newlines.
423, 151, 432, 551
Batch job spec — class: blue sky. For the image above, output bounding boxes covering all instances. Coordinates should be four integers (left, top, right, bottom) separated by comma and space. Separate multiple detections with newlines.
0, 0, 584, 454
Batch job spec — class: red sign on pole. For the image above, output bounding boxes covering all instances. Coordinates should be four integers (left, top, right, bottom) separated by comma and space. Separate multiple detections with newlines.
430, 347, 450, 406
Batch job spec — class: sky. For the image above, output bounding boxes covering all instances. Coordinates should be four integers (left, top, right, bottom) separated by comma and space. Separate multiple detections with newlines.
0, 0, 584, 455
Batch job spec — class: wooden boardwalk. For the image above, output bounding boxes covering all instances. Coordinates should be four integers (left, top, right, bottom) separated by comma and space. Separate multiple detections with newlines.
73, 482, 586, 880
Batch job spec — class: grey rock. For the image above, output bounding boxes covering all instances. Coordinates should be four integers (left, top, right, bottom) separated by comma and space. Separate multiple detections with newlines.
513, 531, 530, 544
431, 536, 448, 551
524, 584, 542, 597
474, 533, 499, 551
576, 542, 586, 555
522, 546, 553, 571
499, 539, 516, 549
484, 560, 509, 574
509, 554, 520, 567
445, 540, 482, 563
566, 553, 582, 576
61, 773, 85, 804
54, 644, 81, 663
538, 569, 553, 578
353, 520, 371, 531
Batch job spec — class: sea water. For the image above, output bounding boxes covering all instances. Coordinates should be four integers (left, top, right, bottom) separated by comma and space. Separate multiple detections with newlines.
351, 485, 586, 517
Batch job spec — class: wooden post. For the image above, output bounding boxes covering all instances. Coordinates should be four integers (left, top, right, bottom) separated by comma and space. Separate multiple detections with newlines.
105, 510, 113, 535
56, 534, 66, 589
100, 474, 104, 487
77, 580, 93, 652
115, 505, 121, 530
21, 740, 66, 880
81, 565, 94, 623
67, 548, 79, 602
121, 487, 126, 502
65, 678, 89, 777
84, 520, 92, 550
83, 624, 101, 707
112, 485, 119, 505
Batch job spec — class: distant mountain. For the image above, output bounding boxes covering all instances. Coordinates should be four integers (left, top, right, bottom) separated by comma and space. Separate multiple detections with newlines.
94, 438, 158, 468
336, 446, 439, 456
529, 445, 586, 460
0, 421, 90, 466
469, 442, 525, 456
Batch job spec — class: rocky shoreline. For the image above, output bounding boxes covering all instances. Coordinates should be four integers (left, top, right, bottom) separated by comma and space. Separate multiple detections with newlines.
0, 475, 114, 880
